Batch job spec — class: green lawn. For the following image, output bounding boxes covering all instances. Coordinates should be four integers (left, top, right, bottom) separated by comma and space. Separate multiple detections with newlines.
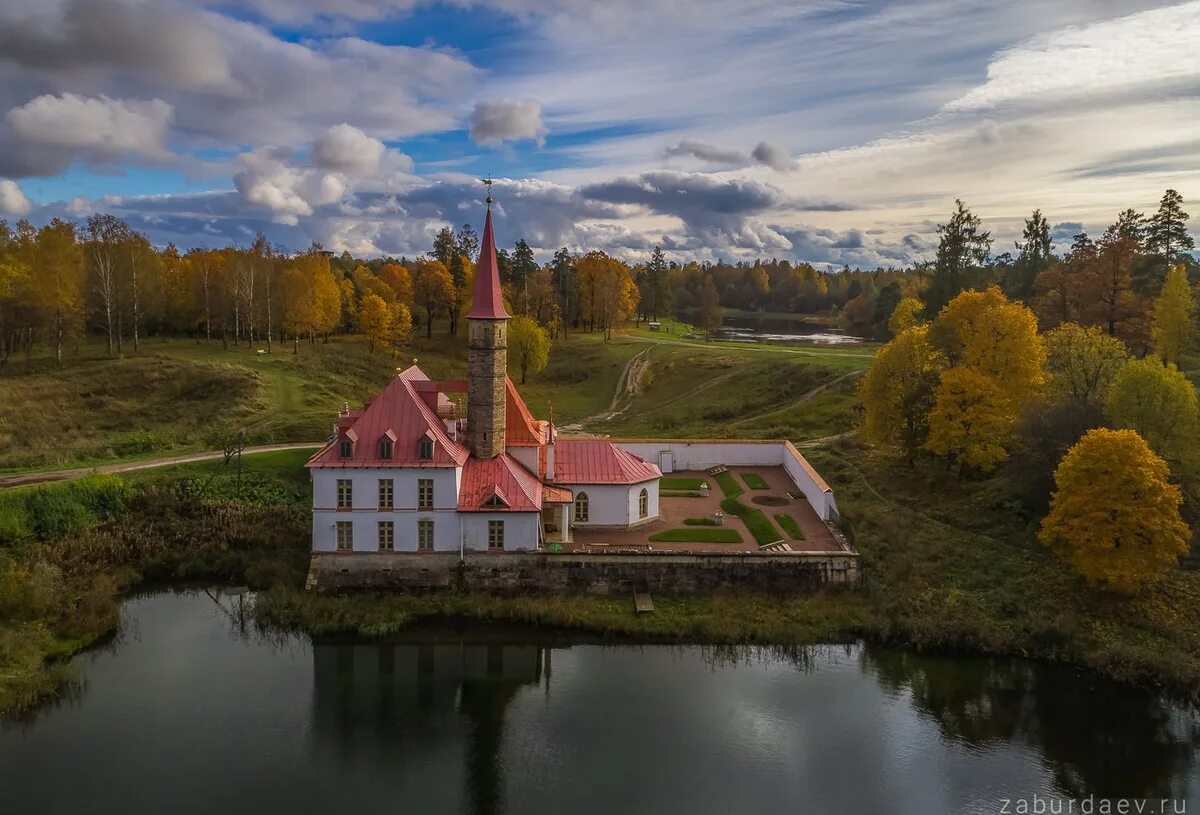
648, 527, 743, 543
741, 472, 769, 490
683, 517, 718, 526
720, 496, 782, 545
713, 470, 743, 498
774, 513, 805, 540
661, 477, 708, 490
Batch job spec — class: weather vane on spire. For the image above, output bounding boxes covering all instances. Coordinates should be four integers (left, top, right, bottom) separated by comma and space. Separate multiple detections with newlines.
481, 176, 493, 208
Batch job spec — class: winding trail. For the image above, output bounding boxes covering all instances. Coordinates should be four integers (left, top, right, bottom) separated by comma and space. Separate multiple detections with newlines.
728, 369, 864, 429
0, 442, 322, 489
559, 346, 651, 431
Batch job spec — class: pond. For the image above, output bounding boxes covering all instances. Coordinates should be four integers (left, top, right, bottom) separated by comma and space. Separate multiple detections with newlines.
2, 591, 1198, 814
714, 314, 862, 345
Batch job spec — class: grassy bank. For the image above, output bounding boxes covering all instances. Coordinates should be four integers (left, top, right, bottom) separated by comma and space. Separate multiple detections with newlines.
0, 450, 313, 714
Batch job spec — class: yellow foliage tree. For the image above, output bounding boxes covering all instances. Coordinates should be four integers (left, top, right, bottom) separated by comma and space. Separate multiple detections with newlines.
388, 302, 413, 357
411, 258, 453, 338
508, 315, 551, 383
1151, 263, 1195, 365
859, 324, 946, 465
1043, 322, 1128, 409
358, 293, 392, 353
1105, 357, 1200, 468
887, 297, 924, 336
1039, 428, 1188, 594
935, 286, 1045, 395
926, 366, 1015, 472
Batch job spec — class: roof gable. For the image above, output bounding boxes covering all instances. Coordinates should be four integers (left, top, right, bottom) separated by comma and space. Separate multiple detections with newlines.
307, 365, 469, 468
553, 439, 661, 485
458, 454, 542, 512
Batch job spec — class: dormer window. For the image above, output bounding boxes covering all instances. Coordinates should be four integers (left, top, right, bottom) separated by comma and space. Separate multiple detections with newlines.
339, 439, 352, 458
378, 438, 393, 460
418, 437, 434, 460
483, 494, 508, 508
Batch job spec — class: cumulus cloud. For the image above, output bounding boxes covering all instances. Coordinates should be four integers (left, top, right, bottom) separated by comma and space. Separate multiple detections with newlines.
750, 142, 797, 172
469, 99, 548, 147
0, 179, 32, 216
1, 93, 175, 176
312, 124, 387, 174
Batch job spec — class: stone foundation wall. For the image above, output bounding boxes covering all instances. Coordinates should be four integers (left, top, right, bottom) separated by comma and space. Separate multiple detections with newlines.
310, 551, 860, 596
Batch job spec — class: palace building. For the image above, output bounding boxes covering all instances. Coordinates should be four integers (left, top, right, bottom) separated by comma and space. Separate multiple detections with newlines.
306, 202, 662, 554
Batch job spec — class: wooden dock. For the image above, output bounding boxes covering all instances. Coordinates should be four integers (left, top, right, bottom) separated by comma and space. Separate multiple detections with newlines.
634, 592, 654, 615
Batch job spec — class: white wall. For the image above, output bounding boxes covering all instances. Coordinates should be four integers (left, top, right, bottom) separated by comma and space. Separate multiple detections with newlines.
564, 480, 658, 527
312, 466, 462, 552
461, 513, 540, 552
507, 446, 539, 476
613, 440, 837, 521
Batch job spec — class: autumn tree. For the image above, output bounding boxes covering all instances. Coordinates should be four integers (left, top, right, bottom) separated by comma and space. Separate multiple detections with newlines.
1151, 264, 1195, 365
924, 199, 992, 314
279, 251, 340, 351
926, 366, 1015, 473
410, 258, 453, 338
1042, 323, 1127, 410
85, 214, 129, 356
359, 293, 392, 353
695, 273, 723, 340
377, 263, 413, 307
1105, 357, 1200, 468
1077, 222, 1145, 343
888, 297, 924, 336
934, 286, 1045, 396
859, 324, 946, 465
1033, 233, 1092, 328
388, 302, 413, 358
1039, 428, 1188, 594
509, 315, 550, 384
31, 219, 84, 364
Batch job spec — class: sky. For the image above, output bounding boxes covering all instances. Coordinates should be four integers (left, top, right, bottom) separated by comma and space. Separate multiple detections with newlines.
0, 0, 1197, 269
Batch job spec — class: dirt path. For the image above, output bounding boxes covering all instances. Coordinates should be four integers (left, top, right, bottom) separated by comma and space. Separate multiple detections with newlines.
0, 442, 322, 489
560, 347, 651, 431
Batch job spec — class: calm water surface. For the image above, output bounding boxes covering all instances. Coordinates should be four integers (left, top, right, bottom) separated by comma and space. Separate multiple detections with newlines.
2, 591, 1198, 815
716, 314, 862, 345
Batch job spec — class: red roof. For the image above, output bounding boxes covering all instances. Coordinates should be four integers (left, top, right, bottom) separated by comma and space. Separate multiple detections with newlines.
458, 454, 542, 511
307, 365, 469, 468
553, 439, 661, 485
505, 377, 545, 447
466, 208, 510, 320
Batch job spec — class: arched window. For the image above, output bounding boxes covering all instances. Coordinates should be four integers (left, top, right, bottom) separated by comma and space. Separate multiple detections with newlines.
378, 437, 393, 459
574, 492, 589, 523
418, 437, 434, 460
639, 488, 648, 519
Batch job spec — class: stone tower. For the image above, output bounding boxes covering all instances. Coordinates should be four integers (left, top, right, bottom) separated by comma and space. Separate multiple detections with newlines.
466, 198, 510, 459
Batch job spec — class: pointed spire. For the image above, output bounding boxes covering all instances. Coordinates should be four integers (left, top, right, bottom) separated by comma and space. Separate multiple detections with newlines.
467, 200, 510, 320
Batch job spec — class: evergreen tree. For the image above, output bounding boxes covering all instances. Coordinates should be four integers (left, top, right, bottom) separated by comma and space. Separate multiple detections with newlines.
925, 199, 992, 315
1147, 189, 1193, 261
645, 246, 668, 321
1007, 209, 1052, 301
552, 247, 575, 330
512, 239, 537, 315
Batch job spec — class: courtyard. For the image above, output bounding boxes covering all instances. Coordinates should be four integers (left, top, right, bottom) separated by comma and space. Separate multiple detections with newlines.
567, 466, 842, 554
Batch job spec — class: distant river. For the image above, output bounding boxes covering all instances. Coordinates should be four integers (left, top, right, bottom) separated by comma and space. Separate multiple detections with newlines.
1, 591, 1197, 814
714, 313, 862, 345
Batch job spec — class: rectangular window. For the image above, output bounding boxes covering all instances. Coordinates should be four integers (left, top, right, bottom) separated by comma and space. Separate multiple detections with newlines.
488, 520, 504, 551
418, 437, 433, 460
418, 519, 434, 552
378, 438, 393, 459
336, 479, 353, 509
339, 439, 352, 458
377, 521, 394, 552
336, 521, 353, 551
417, 478, 433, 510
378, 478, 393, 509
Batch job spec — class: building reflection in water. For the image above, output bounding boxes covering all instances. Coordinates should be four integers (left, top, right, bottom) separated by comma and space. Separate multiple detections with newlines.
311, 635, 551, 814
